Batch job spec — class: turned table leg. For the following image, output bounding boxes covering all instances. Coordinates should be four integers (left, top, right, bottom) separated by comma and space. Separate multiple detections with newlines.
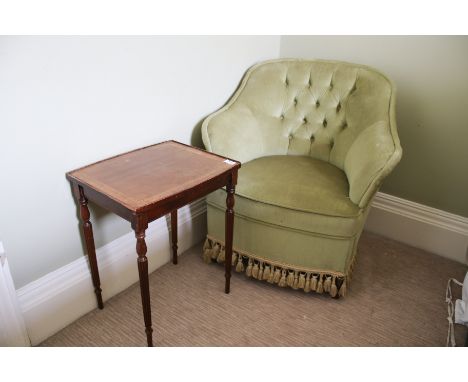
134, 219, 153, 347
171, 210, 178, 265
77, 186, 104, 309
225, 178, 235, 294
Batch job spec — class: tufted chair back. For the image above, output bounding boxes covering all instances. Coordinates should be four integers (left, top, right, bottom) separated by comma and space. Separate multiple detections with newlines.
202, 59, 402, 208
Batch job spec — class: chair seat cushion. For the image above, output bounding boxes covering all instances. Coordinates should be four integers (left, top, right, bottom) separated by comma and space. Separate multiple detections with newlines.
207, 155, 366, 237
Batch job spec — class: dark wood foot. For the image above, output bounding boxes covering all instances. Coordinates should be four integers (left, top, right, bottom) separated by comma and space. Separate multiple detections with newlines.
77, 186, 104, 309
134, 217, 153, 347
171, 210, 178, 265
225, 178, 235, 294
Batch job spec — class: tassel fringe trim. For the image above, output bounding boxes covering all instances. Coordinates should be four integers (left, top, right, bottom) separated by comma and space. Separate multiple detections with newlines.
202, 236, 356, 298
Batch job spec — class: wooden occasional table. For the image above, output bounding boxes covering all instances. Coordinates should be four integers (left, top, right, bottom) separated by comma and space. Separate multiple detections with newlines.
66, 140, 240, 346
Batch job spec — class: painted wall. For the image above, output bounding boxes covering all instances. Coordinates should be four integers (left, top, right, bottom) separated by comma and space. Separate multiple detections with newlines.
280, 36, 468, 218
0, 36, 280, 288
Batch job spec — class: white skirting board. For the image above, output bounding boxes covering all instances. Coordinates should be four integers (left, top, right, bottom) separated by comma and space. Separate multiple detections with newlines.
16, 193, 468, 346
0, 242, 31, 346
16, 199, 207, 346
366, 192, 468, 264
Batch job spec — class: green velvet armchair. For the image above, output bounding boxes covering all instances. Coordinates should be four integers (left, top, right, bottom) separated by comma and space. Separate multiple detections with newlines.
201, 59, 402, 297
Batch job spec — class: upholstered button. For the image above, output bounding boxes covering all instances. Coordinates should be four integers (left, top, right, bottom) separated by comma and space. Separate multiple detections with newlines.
342, 121, 348, 130
315, 100, 320, 107
303, 117, 307, 124
293, 98, 298, 105
330, 140, 335, 148
280, 114, 284, 120
310, 135, 315, 142
288, 134, 293, 140
336, 102, 341, 112
323, 119, 327, 127
285, 78, 289, 86
308, 78, 312, 87
329, 83, 333, 90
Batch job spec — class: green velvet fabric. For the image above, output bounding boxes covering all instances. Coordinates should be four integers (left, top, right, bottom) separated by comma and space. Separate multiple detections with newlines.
207, 156, 366, 237
207, 204, 359, 273
202, 59, 402, 208
202, 59, 402, 283
235, 156, 359, 217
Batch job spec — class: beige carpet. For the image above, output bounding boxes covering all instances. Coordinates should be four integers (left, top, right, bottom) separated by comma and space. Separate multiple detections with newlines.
41, 232, 467, 347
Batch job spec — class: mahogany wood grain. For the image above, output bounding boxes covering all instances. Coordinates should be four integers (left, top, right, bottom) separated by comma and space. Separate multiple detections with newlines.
171, 210, 178, 265
132, 215, 153, 347
66, 140, 240, 346
67, 141, 237, 213
224, 176, 235, 294
76, 185, 104, 309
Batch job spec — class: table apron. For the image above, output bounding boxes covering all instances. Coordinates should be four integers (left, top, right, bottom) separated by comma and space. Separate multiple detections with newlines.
73, 170, 236, 228
76, 182, 135, 222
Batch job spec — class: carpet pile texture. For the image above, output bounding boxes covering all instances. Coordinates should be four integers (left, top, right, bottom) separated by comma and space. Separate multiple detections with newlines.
41, 232, 467, 346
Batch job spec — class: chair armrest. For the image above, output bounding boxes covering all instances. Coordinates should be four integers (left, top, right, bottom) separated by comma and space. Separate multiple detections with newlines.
344, 120, 402, 208
202, 103, 265, 163
202, 63, 268, 163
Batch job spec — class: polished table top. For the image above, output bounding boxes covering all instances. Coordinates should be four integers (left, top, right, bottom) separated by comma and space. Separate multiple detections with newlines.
66, 140, 239, 212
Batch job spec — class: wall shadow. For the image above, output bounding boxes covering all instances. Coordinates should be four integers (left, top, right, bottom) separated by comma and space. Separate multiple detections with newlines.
190, 116, 206, 149
190, 66, 247, 150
